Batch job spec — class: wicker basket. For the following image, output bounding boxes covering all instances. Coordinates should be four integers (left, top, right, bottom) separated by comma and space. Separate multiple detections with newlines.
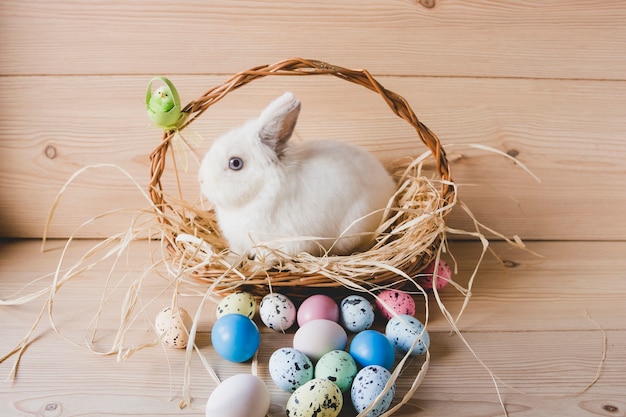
148, 58, 454, 297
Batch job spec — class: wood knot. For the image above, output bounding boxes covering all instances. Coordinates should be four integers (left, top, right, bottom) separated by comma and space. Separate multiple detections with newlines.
502, 259, 519, 268
602, 404, 619, 413
41, 402, 62, 417
44, 145, 57, 159
419, 0, 436, 8
506, 149, 520, 158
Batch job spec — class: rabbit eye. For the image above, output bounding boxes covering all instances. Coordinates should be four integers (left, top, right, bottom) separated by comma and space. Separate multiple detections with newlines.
229, 157, 244, 171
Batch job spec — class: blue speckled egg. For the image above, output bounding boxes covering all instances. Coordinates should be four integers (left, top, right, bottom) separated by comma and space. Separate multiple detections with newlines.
216, 292, 257, 319
269, 348, 313, 392
385, 314, 430, 356
339, 295, 375, 332
286, 378, 343, 417
259, 293, 297, 332
314, 350, 358, 393
350, 365, 395, 417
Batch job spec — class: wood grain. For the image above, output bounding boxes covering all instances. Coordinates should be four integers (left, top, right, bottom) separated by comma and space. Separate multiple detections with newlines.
1, 239, 624, 417
1, 1, 625, 80
1, 75, 625, 239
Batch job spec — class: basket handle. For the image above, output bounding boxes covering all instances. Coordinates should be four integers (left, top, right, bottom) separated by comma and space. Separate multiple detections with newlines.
149, 58, 453, 209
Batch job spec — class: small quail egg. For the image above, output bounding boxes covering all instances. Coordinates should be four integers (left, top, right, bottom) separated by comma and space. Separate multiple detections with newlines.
315, 350, 357, 393
339, 295, 375, 332
269, 347, 313, 392
216, 292, 257, 319
418, 259, 452, 291
154, 306, 193, 349
351, 365, 395, 417
259, 293, 296, 331
286, 378, 343, 417
375, 289, 415, 320
385, 314, 430, 356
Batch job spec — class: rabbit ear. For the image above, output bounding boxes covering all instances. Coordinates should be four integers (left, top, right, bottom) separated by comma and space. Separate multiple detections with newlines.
258, 92, 301, 158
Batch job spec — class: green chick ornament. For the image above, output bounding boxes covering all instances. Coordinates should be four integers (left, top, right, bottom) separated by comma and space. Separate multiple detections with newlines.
146, 77, 187, 131
146, 77, 203, 172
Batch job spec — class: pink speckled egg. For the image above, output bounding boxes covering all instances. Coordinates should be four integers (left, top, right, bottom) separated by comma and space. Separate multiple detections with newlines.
375, 289, 415, 320
419, 259, 452, 291
297, 294, 339, 326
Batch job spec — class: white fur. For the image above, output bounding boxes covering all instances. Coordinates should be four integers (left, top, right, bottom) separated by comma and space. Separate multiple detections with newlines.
198, 92, 396, 259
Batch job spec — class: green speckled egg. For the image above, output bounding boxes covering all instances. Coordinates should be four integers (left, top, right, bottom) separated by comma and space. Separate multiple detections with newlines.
314, 350, 357, 393
216, 292, 257, 319
286, 378, 343, 417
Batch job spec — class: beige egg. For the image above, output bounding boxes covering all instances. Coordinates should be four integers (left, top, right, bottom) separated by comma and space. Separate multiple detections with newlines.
154, 306, 193, 348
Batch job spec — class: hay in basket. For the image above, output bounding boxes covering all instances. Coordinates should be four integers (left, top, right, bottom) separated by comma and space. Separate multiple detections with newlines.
149, 58, 456, 297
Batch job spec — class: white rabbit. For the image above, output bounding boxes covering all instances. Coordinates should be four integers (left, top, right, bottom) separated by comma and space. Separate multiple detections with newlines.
198, 92, 396, 260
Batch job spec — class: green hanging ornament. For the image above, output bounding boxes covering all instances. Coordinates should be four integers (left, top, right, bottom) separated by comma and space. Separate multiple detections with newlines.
146, 76, 188, 130
146, 77, 203, 172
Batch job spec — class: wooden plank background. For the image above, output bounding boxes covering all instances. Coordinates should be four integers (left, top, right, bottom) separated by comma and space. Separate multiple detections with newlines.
2, 239, 625, 417
1, 0, 625, 240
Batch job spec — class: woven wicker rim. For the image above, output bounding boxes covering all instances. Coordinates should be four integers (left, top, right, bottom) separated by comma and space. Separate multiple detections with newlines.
148, 58, 454, 294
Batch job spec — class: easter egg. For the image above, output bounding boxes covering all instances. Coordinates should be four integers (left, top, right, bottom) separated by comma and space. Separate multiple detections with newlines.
293, 319, 347, 362
349, 330, 395, 370
386, 314, 430, 356
211, 314, 260, 362
286, 378, 343, 417
297, 294, 339, 326
314, 350, 358, 393
154, 306, 193, 349
259, 293, 297, 332
375, 289, 415, 320
351, 365, 395, 417
339, 295, 375, 333
205, 373, 270, 417
216, 292, 257, 319
269, 347, 314, 392
419, 259, 452, 290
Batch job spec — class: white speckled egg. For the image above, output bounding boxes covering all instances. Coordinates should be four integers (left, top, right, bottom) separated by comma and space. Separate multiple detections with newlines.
351, 365, 395, 417
154, 306, 193, 349
339, 295, 375, 332
314, 350, 357, 393
205, 373, 270, 417
286, 378, 343, 417
385, 314, 430, 356
293, 319, 348, 362
216, 292, 257, 319
269, 347, 313, 392
259, 293, 297, 331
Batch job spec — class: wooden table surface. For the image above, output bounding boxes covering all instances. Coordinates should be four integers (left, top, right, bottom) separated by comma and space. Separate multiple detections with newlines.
1, 238, 624, 417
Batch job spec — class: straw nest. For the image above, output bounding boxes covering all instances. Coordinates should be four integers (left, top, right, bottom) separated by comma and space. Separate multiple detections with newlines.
148, 58, 455, 297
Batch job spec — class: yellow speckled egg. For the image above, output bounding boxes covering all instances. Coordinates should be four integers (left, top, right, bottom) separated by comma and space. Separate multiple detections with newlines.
216, 292, 257, 319
286, 378, 343, 417
154, 306, 193, 349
